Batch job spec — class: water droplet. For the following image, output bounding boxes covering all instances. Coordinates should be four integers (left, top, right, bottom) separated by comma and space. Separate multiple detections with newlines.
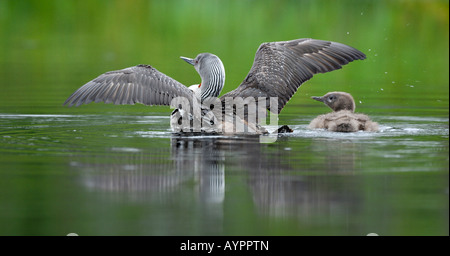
392, 81, 395, 84
384, 72, 388, 74
346, 32, 350, 35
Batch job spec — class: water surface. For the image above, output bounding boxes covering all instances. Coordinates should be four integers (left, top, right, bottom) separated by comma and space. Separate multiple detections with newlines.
0, 111, 447, 235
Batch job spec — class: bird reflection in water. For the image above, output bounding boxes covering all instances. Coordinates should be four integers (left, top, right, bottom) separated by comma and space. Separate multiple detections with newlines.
69, 135, 363, 224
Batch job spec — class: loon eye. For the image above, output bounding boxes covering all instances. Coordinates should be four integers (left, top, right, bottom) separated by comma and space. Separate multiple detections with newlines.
327, 95, 335, 102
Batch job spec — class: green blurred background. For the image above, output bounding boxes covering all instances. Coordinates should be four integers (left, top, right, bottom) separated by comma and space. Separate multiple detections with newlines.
0, 0, 448, 117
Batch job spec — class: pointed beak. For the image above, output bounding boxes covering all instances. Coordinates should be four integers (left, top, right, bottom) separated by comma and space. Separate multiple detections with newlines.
180, 56, 195, 65
311, 96, 324, 103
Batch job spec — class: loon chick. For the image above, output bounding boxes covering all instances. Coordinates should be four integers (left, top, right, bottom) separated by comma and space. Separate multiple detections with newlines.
308, 92, 379, 132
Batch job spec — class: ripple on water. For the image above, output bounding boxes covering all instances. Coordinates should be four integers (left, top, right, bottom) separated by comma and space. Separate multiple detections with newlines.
0, 113, 448, 141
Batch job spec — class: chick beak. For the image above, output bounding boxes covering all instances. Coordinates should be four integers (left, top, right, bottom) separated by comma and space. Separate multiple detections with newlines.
311, 96, 324, 103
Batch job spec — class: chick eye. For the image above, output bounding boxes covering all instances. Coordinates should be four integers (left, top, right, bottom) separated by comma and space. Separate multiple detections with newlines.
327, 96, 335, 102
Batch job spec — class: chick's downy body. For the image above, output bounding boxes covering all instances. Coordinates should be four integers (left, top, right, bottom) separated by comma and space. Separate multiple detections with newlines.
308, 92, 379, 132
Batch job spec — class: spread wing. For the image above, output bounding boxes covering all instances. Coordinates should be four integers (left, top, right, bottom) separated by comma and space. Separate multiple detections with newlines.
64, 64, 194, 107
220, 38, 366, 114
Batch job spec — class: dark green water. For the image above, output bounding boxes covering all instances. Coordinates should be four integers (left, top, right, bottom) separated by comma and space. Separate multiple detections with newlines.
0, 0, 448, 236
0, 112, 448, 235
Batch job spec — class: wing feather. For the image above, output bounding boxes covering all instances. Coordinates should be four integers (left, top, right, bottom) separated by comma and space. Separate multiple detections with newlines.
221, 38, 366, 114
64, 64, 194, 107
